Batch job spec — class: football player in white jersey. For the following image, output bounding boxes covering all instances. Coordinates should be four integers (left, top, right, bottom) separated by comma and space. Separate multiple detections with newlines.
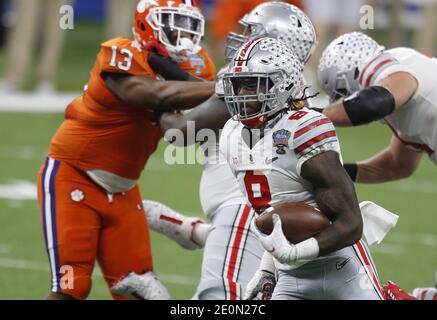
140, 2, 318, 300
318, 31, 437, 182
317, 32, 437, 300
220, 37, 383, 300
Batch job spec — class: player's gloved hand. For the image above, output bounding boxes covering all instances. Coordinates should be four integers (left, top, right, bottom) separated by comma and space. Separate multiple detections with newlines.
255, 214, 297, 264
144, 39, 170, 58
253, 214, 319, 266
244, 270, 276, 300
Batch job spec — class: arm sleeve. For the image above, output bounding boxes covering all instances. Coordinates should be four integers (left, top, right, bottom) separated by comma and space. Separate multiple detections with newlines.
291, 114, 342, 176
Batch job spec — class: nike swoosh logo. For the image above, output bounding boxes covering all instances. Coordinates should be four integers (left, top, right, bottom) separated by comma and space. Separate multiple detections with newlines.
336, 257, 352, 270
265, 157, 279, 164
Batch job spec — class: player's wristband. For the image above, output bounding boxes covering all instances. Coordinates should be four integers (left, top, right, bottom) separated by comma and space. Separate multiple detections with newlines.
344, 163, 358, 182
295, 237, 319, 261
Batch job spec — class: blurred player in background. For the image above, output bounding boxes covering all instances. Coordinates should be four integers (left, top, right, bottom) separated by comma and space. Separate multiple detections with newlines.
208, 0, 304, 64
317, 31, 437, 300
141, 2, 318, 300
37, 0, 215, 300
318, 32, 437, 191
0, 0, 71, 93
303, 0, 364, 86
106, 0, 139, 39
220, 37, 383, 300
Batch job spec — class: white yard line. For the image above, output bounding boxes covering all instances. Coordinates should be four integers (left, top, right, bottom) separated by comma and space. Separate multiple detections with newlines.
388, 232, 437, 247
0, 180, 37, 200
370, 243, 406, 255
0, 256, 198, 286
0, 145, 46, 160
0, 92, 79, 112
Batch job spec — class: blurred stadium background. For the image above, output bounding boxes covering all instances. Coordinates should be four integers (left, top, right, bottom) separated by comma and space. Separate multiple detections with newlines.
0, 0, 436, 299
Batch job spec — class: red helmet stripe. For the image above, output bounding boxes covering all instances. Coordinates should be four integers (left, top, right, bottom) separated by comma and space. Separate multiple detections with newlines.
234, 38, 263, 68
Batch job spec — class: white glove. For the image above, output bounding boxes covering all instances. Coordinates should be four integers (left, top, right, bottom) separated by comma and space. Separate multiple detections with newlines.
256, 214, 297, 264
244, 270, 276, 300
244, 251, 276, 300
253, 214, 319, 265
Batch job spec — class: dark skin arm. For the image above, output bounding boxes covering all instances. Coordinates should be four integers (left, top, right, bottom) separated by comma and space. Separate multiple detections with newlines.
160, 95, 231, 146
102, 72, 214, 111
301, 151, 363, 255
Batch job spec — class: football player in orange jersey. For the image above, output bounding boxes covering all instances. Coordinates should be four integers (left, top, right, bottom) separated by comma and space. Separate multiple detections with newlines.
37, 0, 215, 300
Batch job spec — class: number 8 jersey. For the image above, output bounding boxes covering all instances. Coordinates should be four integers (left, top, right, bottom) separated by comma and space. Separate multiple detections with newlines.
219, 108, 342, 213
49, 37, 215, 183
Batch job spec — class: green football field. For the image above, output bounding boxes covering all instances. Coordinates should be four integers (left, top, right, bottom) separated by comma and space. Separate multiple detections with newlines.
0, 112, 436, 299
0, 22, 436, 299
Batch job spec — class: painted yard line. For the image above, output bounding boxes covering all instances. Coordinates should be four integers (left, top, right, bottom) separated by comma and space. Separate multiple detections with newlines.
0, 145, 47, 160
0, 180, 37, 200
0, 257, 198, 286
0, 92, 79, 112
388, 232, 437, 247
370, 243, 405, 255
368, 180, 437, 195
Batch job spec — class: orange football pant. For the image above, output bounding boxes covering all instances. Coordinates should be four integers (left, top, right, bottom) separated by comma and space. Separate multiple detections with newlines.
37, 157, 153, 299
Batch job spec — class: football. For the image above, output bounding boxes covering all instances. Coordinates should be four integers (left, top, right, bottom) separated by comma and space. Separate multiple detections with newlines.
255, 202, 331, 244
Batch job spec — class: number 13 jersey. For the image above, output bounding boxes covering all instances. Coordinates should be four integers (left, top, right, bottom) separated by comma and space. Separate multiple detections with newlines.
49, 37, 215, 183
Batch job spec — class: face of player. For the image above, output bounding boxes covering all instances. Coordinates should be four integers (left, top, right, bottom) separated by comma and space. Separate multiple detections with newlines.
231, 76, 272, 117
161, 13, 200, 45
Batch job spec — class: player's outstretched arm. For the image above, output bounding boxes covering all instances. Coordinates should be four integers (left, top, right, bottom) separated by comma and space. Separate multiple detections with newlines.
159, 95, 230, 146
301, 151, 363, 256
345, 135, 422, 183
147, 53, 204, 82
323, 72, 418, 127
102, 72, 214, 111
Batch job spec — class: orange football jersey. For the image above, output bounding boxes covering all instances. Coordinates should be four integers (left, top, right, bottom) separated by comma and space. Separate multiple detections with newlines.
49, 37, 215, 180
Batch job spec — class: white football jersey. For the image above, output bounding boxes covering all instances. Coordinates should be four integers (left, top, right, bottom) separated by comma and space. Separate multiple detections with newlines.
361, 47, 437, 165
199, 136, 246, 218
219, 108, 342, 213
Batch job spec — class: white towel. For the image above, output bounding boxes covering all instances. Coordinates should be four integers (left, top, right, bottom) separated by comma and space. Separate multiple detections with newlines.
359, 201, 399, 245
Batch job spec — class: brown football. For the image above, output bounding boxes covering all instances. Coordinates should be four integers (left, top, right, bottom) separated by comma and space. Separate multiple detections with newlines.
255, 202, 331, 244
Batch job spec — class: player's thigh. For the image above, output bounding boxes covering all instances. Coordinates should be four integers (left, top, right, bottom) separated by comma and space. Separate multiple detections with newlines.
271, 270, 304, 300
37, 158, 100, 299
97, 185, 153, 291
325, 243, 384, 300
196, 204, 263, 300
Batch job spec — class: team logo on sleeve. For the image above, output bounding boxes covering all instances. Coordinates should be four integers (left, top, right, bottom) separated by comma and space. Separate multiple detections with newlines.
70, 189, 85, 202
189, 54, 205, 75
272, 129, 291, 155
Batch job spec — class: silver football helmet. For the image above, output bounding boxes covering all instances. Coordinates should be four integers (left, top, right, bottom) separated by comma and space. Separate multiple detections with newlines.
223, 37, 303, 128
318, 32, 385, 102
225, 2, 316, 64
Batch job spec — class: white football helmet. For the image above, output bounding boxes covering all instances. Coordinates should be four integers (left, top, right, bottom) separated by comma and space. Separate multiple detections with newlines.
222, 37, 304, 128
318, 32, 385, 101
225, 1, 317, 64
